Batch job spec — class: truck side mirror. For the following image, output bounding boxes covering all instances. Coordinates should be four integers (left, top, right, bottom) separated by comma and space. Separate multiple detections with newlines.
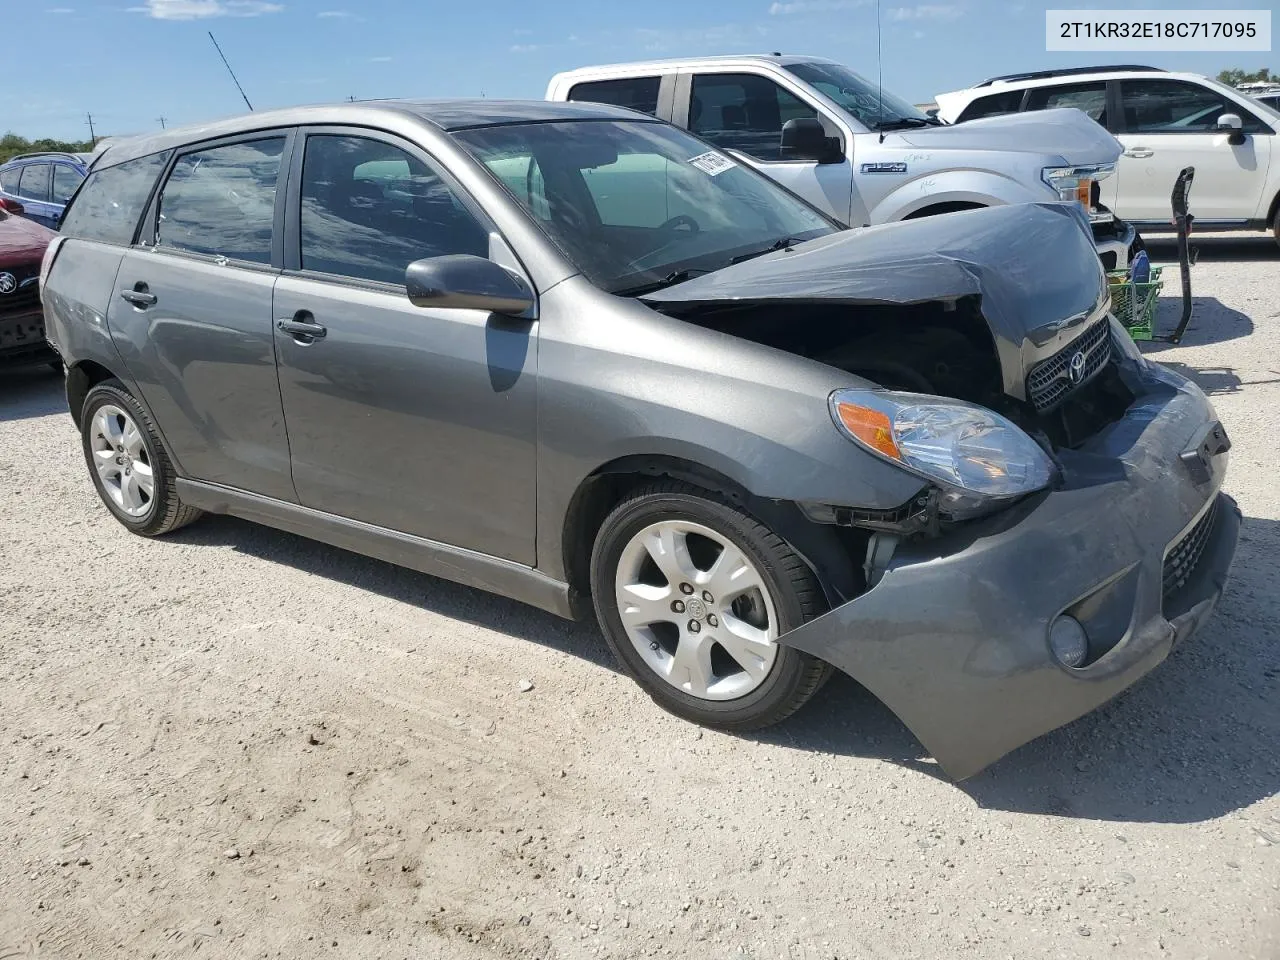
1216, 113, 1246, 146
780, 118, 844, 164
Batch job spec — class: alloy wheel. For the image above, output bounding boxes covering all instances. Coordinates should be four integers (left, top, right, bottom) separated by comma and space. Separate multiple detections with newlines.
89, 404, 155, 518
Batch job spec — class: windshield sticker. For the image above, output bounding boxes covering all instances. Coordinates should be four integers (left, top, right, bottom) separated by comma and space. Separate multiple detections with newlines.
689, 151, 737, 176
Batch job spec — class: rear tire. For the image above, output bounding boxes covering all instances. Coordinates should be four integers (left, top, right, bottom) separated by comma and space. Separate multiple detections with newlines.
589, 480, 832, 731
80, 380, 202, 537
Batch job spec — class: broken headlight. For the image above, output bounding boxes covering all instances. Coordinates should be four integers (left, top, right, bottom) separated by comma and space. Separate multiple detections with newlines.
829, 389, 1055, 517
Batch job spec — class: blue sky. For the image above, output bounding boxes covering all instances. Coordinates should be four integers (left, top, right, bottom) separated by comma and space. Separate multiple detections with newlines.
7, 0, 1276, 141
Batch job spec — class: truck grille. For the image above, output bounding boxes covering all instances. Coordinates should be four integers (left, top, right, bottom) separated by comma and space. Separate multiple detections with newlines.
1025, 318, 1112, 412
1163, 499, 1218, 602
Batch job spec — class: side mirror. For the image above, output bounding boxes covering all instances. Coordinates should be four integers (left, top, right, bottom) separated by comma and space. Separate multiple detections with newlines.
780, 117, 843, 164
1216, 112, 1246, 145
0, 197, 24, 216
405, 255, 535, 316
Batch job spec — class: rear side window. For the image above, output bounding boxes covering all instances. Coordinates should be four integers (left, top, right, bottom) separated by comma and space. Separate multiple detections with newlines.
60, 152, 170, 245
156, 138, 285, 264
955, 90, 1024, 122
0, 167, 18, 193
568, 77, 662, 116
1026, 81, 1109, 126
52, 164, 84, 204
18, 163, 51, 201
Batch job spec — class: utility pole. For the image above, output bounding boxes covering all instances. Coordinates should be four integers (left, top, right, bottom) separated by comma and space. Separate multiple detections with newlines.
156, 116, 168, 129
86, 112, 96, 144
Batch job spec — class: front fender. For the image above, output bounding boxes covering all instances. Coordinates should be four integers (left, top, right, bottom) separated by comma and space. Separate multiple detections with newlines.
870, 170, 1046, 223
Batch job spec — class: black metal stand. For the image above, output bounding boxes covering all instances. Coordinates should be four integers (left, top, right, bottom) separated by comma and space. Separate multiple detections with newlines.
1159, 166, 1197, 344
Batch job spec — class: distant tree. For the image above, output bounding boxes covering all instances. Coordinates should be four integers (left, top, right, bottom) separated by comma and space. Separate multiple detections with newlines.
0, 132, 96, 165
1218, 67, 1275, 86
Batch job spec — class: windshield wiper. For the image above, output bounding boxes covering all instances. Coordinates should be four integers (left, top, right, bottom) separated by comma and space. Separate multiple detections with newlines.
614, 268, 709, 297
872, 116, 943, 130
728, 236, 804, 266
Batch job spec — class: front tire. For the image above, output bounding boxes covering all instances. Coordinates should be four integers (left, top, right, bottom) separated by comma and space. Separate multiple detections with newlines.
80, 380, 202, 536
589, 481, 831, 730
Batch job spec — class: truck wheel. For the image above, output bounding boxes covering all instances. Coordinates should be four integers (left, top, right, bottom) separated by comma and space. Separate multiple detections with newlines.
80, 380, 203, 537
590, 481, 832, 730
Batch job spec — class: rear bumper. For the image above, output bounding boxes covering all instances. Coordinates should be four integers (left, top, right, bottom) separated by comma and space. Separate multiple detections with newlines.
778, 355, 1239, 780
0, 307, 57, 366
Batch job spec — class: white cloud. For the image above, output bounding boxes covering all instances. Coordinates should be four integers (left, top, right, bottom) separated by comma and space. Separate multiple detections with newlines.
370, 55, 392, 62
130, 0, 282, 19
510, 43, 540, 52
769, 0, 865, 14
317, 9, 353, 16
889, 4, 962, 20
47, 7, 75, 12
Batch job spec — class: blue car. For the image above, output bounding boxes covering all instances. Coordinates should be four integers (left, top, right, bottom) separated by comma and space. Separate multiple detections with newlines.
0, 152, 91, 229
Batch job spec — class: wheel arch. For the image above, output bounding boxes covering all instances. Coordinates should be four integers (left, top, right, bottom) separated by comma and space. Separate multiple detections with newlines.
559, 454, 866, 619
66, 358, 120, 430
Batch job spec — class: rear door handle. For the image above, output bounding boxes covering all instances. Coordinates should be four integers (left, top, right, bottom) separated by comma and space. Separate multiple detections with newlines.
1124, 147, 1154, 159
120, 284, 157, 308
276, 313, 327, 343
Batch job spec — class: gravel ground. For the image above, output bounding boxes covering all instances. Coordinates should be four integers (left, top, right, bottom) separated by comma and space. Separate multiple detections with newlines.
1, 236, 1277, 960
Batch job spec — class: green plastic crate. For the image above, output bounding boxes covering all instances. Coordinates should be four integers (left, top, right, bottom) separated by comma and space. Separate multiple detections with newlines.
1106, 266, 1163, 341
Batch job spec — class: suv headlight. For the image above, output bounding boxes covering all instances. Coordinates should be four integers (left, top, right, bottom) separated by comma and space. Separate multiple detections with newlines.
1042, 163, 1115, 208
830, 389, 1055, 517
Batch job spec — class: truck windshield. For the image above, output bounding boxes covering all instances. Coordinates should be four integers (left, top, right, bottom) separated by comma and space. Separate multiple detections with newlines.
453, 119, 838, 296
784, 61, 937, 130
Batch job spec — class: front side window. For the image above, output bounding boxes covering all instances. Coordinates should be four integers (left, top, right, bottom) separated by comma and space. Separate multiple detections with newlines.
18, 163, 51, 202
1121, 79, 1267, 134
156, 138, 285, 264
299, 134, 489, 285
60, 152, 171, 245
1026, 82, 1109, 126
52, 164, 84, 204
955, 90, 1024, 123
690, 73, 821, 161
568, 77, 662, 117
456, 119, 836, 295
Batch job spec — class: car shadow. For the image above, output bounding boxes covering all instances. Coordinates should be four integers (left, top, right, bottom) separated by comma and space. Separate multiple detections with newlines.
172, 504, 1278, 825
1143, 235, 1280, 263
0, 365, 65, 422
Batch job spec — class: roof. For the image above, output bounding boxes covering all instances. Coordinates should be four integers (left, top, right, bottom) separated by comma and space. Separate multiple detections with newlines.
2, 151, 87, 166
92, 99, 651, 170
552, 53, 831, 77
975, 65, 1163, 87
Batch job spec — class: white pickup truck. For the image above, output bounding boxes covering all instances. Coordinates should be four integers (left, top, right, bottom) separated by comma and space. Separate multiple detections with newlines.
547, 54, 1140, 269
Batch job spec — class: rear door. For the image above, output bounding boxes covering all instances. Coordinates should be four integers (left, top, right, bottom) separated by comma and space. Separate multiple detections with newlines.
271, 128, 538, 563
107, 132, 296, 502
16, 162, 56, 227
676, 70, 855, 224
1113, 78, 1273, 224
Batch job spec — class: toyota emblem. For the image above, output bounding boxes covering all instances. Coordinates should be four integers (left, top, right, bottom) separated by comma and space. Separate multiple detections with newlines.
0, 272, 16, 295
1067, 350, 1087, 385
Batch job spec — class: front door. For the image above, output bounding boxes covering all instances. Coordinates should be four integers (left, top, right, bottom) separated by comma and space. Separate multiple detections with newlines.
108, 134, 296, 502
272, 130, 538, 564
1114, 78, 1274, 224
683, 71, 855, 224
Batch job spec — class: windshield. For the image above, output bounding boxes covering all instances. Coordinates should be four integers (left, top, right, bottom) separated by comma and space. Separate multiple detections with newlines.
784, 61, 934, 129
453, 120, 838, 295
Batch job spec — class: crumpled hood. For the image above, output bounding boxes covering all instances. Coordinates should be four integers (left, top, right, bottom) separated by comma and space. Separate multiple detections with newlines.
0, 212, 55, 267
643, 203, 1110, 398
895, 107, 1122, 165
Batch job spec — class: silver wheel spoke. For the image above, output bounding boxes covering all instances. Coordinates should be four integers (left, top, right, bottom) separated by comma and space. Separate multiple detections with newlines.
642, 525, 699, 588
705, 542, 764, 602
121, 420, 145, 459
717, 618, 776, 680
665, 634, 715, 697
617, 582, 676, 628
133, 462, 155, 499
119, 472, 142, 512
95, 409, 123, 448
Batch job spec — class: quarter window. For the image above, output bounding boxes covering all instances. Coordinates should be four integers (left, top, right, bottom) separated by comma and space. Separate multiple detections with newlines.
690, 73, 821, 161
1026, 82, 1109, 126
17, 163, 51, 202
52, 164, 84, 204
60, 152, 171, 245
298, 134, 489, 285
0, 167, 19, 194
568, 77, 662, 117
157, 138, 285, 264
1120, 80, 1266, 134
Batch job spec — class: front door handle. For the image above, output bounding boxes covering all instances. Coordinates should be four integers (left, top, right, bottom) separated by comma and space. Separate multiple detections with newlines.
120, 284, 157, 308
1124, 147, 1154, 159
277, 313, 327, 343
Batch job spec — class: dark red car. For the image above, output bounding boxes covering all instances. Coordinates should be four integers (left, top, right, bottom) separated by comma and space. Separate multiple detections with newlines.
0, 199, 59, 369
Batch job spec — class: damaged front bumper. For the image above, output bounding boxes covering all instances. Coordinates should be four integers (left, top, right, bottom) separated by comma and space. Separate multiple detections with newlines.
778, 351, 1240, 780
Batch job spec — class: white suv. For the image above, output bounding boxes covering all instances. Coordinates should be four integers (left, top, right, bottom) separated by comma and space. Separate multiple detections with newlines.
936, 65, 1280, 245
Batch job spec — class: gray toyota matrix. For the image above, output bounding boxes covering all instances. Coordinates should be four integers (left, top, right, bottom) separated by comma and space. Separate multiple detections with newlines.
40, 100, 1239, 779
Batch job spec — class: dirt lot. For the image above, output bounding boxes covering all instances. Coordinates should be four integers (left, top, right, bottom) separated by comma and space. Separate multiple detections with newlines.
2, 237, 1278, 960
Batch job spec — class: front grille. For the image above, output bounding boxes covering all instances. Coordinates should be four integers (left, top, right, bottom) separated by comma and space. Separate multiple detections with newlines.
0, 263, 41, 316
1026, 318, 1112, 412
1163, 500, 1218, 602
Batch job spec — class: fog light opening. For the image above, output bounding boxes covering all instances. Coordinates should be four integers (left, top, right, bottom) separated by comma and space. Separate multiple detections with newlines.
1049, 616, 1089, 668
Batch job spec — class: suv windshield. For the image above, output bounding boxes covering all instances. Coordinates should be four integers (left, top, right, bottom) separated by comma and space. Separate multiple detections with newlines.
453, 120, 837, 295
783, 61, 937, 129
